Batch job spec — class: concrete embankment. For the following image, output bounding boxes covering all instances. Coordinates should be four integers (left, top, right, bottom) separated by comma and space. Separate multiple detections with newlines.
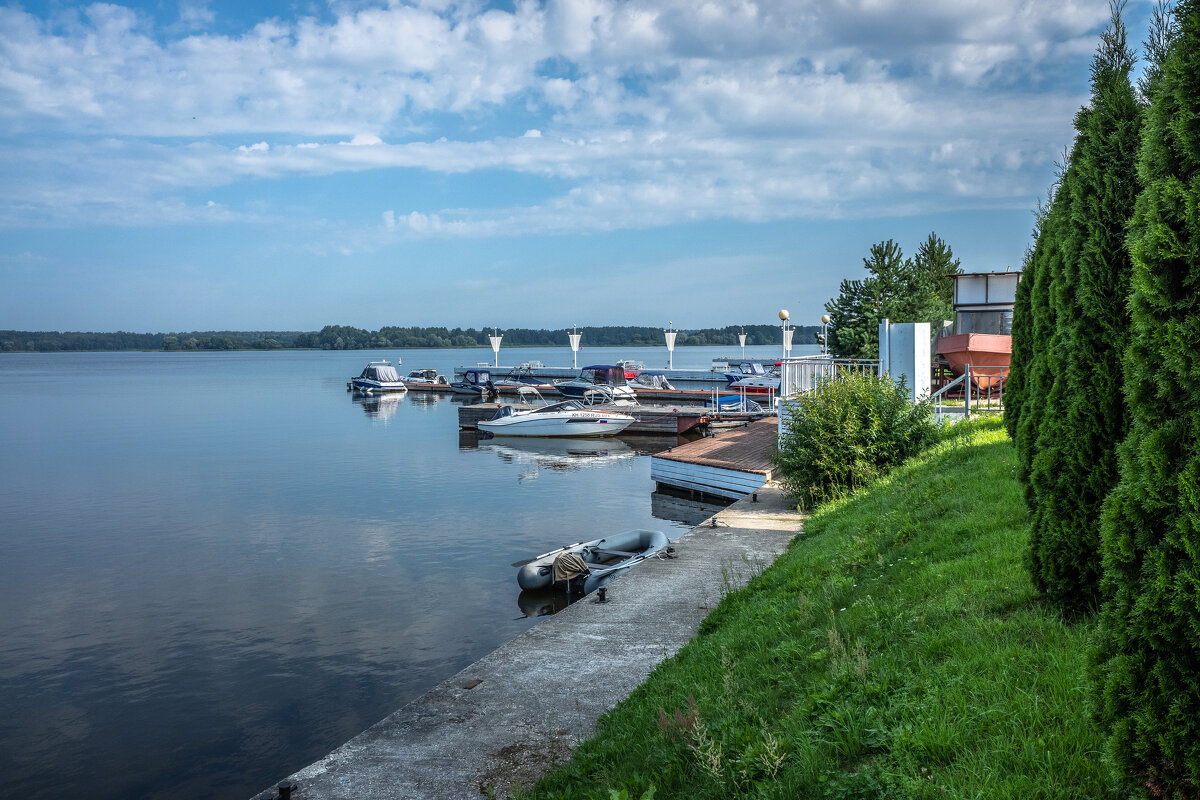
257, 485, 802, 800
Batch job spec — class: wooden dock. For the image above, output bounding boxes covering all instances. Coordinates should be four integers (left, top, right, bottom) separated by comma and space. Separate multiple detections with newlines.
650, 417, 779, 499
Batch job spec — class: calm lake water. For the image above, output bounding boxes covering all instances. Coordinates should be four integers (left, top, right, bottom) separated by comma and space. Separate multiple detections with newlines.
0, 344, 803, 799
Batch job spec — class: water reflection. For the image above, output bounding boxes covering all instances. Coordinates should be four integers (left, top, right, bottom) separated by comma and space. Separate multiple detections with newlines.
477, 436, 635, 482
350, 392, 405, 420
651, 488, 731, 527
516, 588, 572, 618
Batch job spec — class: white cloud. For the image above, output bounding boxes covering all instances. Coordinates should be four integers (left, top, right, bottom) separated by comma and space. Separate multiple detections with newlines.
0, 0, 1115, 233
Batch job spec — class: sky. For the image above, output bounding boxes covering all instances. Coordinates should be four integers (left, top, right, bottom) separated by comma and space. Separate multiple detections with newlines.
0, 0, 1154, 333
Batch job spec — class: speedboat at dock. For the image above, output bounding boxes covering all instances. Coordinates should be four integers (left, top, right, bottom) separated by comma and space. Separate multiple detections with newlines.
347, 360, 408, 393
451, 368, 495, 396
723, 361, 780, 394
402, 368, 448, 386
479, 387, 635, 437
515, 529, 670, 594
555, 364, 638, 402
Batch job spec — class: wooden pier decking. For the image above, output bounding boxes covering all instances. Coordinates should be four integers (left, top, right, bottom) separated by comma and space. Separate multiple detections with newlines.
651, 417, 779, 499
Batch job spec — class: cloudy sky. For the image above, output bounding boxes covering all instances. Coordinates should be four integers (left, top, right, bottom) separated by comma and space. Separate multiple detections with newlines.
0, 0, 1150, 332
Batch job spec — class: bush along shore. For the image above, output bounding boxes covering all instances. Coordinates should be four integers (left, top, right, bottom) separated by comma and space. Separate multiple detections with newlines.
521, 418, 1116, 800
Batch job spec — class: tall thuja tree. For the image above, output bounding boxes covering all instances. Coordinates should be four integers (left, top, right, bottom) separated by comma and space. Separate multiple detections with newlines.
1014, 164, 1076, 504
1026, 7, 1142, 614
1004, 206, 1048, 442
1094, 0, 1200, 794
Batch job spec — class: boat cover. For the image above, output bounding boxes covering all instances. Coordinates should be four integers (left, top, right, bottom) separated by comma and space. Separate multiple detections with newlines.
552, 552, 590, 583
360, 364, 401, 381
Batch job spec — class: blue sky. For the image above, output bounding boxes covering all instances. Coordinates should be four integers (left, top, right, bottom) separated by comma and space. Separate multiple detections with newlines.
0, 0, 1152, 332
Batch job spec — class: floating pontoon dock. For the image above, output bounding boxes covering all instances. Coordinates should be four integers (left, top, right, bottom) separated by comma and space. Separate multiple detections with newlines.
650, 417, 778, 499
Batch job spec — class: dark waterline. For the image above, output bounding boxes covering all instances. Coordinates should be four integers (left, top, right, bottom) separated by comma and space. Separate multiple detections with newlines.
0, 345, 800, 799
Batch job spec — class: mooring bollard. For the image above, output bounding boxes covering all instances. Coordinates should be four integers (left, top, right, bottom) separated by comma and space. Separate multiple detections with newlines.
597, 587, 607, 603
277, 780, 295, 799
752, 492, 758, 502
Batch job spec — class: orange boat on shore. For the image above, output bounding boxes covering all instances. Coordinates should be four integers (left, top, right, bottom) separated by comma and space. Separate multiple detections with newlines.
935, 332, 1011, 376
935, 271, 1022, 389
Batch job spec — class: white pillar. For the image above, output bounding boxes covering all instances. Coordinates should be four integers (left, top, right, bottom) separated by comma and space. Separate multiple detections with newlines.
877, 320, 930, 402
664, 323, 678, 370
738, 329, 747, 360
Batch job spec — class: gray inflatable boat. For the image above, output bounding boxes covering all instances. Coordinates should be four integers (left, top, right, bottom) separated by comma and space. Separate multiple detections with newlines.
516, 529, 669, 594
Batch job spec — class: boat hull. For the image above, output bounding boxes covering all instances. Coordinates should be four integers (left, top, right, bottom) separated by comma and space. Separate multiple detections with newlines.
516, 529, 669, 592
479, 414, 634, 437
935, 333, 1012, 381
349, 379, 408, 393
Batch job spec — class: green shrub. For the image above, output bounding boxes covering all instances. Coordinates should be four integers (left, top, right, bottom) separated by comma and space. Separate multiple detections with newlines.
773, 371, 940, 509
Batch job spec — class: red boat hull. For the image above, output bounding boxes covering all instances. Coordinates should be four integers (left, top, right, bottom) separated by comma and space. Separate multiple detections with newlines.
936, 333, 1011, 388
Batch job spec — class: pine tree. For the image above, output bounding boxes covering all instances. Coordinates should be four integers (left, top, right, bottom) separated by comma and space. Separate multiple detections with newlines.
825, 236, 959, 359
1094, 0, 1200, 793
1026, 6, 1142, 614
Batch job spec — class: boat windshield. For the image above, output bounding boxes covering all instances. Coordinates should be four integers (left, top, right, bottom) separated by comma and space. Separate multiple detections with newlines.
488, 405, 515, 421
533, 400, 586, 413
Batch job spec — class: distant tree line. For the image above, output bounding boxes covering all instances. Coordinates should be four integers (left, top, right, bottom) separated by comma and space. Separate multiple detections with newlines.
0, 324, 819, 353
1006, 4, 1200, 797
0, 330, 304, 352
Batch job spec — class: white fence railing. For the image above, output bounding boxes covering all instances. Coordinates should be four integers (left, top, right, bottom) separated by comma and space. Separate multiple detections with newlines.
776, 355, 880, 435
778, 355, 878, 397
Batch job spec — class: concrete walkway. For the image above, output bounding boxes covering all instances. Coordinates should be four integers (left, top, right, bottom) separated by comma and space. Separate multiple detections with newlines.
259, 485, 802, 800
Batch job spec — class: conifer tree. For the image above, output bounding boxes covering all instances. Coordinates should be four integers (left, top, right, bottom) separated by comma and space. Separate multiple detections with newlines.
1003, 210, 1046, 442
1013, 164, 1074, 506
1026, 7, 1142, 614
1094, 0, 1200, 793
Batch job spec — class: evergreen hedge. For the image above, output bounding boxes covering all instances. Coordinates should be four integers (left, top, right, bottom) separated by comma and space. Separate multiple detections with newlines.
1094, 1, 1200, 794
1025, 12, 1142, 615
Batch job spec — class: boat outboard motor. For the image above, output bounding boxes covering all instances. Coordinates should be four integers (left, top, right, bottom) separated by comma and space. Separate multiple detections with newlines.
551, 552, 590, 595
482, 380, 499, 401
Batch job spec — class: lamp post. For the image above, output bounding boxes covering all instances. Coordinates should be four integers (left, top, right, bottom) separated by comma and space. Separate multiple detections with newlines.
488, 327, 503, 368
779, 309, 793, 359
567, 324, 582, 369
664, 321, 678, 370
738, 327, 747, 360
821, 314, 831, 356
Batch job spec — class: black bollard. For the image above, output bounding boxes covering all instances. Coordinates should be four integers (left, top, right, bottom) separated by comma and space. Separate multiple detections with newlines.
752, 492, 758, 502
278, 780, 295, 799
597, 587, 607, 603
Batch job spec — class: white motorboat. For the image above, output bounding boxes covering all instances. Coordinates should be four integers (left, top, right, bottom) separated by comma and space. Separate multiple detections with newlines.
478, 387, 635, 437
723, 361, 780, 394
347, 360, 408, 393
402, 368, 448, 386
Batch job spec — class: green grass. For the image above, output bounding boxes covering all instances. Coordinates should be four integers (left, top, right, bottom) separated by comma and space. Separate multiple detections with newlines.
522, 418, 1115, 800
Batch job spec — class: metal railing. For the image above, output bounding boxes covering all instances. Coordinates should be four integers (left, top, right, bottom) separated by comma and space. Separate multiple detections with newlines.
930, 364, 1006, 420
776, 355, 880, 435
777, 355, 878, 398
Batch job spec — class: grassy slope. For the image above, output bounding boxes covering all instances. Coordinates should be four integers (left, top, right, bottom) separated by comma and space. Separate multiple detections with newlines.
524, 418, 1115, 800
